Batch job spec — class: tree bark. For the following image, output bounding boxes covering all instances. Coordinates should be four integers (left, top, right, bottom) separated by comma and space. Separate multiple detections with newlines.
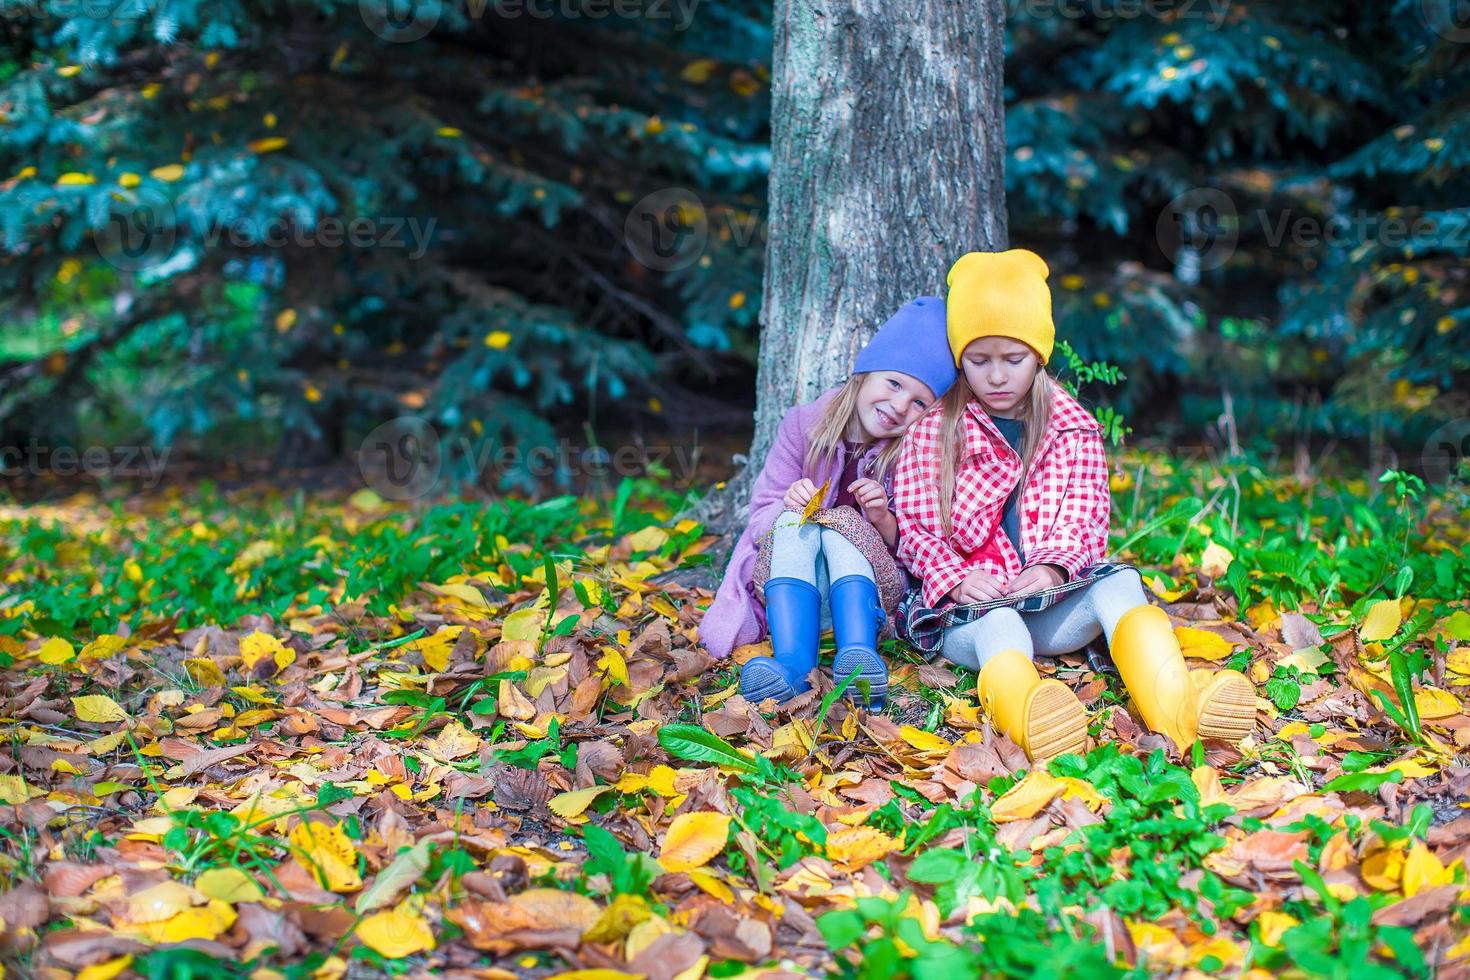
690, 0, 1008, 540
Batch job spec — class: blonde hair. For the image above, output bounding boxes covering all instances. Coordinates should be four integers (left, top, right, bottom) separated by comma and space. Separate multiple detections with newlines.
934, 362, 1055, 538
803, 374, 908, 487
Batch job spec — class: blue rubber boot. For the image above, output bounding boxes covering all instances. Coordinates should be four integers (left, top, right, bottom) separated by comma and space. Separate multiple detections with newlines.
830, 574, 888, 709
740, 577, 821, 705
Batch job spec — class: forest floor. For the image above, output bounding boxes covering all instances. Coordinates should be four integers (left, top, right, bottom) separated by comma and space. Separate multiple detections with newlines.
0, 449, 1467, 978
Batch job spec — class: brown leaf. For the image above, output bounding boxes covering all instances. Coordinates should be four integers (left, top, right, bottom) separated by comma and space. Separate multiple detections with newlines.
628, 932, 707, 980
43, 862, 112, 898
178, 741, 258, 779
492, 766, 552, 811
0, 883, 49, 932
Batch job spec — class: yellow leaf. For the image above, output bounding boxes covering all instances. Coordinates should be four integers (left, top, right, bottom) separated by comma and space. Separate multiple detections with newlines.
248, 136, 288, 154
239, 631, 295, 675
1361, 844, 1405, 891
497, 679, 537, 721
134, 901, 236, 943
80, 634, 126, 659
435, 126, 462, 138
1413, 687, 1461, 720
1276, 646, 1329, 676
990, 770, 1066, 823
1199, 541, 1234, 578
686, 868, 734, 903
627, 525, 669, 552
1254, 910, 1297, 948
898, 725, 952, 756
38, 637, 76, 665
424, 721, 480, 761
658, 811, 731, 873
150, 163, 185, 182
1245, 600, 1280, 633
597, 646, 629, 688
1360, 598, 1402, 643
0, 775, 37, 805
121, 881, 198, 924
502, 607, 547, 643
412, 627, 461, 672
484, 330, 513, 349
1384, 758, 1437, 779
680, 58, 716, 83
1402, 841, 1453, 898
195, 867, 264, 903
77, 955, 134, 980
184, 657, 227, 687
56, 172, 96, 185
1056, 776, 1106, 811
826, 826, 902, 870
800, 481, 829, 525
290, 820, 363, 892
582, 893, 651, 943
356, 905, 435, 958
548, 785, 613, 820
72, 694, 128, 724
1175, 626, 1235, 662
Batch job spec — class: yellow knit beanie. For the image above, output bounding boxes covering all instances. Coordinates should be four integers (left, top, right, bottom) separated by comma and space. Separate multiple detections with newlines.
945, 248, 1055, 365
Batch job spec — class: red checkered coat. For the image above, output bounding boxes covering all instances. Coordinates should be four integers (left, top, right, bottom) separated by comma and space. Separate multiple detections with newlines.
893, 388, 1112, 609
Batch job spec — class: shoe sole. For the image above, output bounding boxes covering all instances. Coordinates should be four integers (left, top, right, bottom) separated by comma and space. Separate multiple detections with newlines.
833, 648, 887, 709
1196, 674, 1257, 743
1025, 683, 1088, 761
740, 661, 797, 705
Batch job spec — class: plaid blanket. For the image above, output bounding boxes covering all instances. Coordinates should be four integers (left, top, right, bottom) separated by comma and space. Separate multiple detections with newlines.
897, 560, 1136, 660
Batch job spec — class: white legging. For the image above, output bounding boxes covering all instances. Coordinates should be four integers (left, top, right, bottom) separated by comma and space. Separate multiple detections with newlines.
767, 509, 877, 632
938, 567, 1149, 671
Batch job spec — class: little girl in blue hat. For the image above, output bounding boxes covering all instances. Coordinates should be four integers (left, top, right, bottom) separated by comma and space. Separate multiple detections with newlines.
700, 298, 959, 708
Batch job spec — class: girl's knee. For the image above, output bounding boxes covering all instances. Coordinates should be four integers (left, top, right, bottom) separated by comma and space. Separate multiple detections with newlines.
1100, 567, 1147, 604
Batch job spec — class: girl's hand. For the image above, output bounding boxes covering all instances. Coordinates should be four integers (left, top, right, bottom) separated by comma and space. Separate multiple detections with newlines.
1006, 564, 1065, 596
952, 568, 1007, 604
847, 478, 890, 524
783, 478, 819, 513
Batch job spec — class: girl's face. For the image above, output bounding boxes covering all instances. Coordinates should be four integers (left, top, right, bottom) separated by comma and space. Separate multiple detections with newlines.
852, 372, 935, 440
959, 337, 1040, 418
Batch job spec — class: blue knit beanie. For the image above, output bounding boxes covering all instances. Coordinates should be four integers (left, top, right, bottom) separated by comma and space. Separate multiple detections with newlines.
851, 296, 958, 401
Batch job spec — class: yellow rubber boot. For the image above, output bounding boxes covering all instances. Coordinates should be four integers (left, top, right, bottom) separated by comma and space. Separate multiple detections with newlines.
977, 649, 1088, 762
1190, 668, 1257, 744
1109, 605, 1255, 751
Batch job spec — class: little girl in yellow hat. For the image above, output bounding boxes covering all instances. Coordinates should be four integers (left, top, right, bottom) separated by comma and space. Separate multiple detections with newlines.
889, 248, 1257, 760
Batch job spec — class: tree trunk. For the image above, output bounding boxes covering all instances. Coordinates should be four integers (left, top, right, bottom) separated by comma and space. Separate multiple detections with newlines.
690, 0, 1008, 541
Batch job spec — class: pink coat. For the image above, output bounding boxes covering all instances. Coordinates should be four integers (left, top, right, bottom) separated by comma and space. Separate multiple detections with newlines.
699, 386, 905, 660
892, 387, 1112, 609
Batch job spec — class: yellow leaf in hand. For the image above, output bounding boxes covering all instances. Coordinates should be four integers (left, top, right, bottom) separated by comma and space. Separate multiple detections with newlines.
72, 694, 128, 724
658, 811, 731, 873
800, 480, 829, 525
356, 904, 435, 958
